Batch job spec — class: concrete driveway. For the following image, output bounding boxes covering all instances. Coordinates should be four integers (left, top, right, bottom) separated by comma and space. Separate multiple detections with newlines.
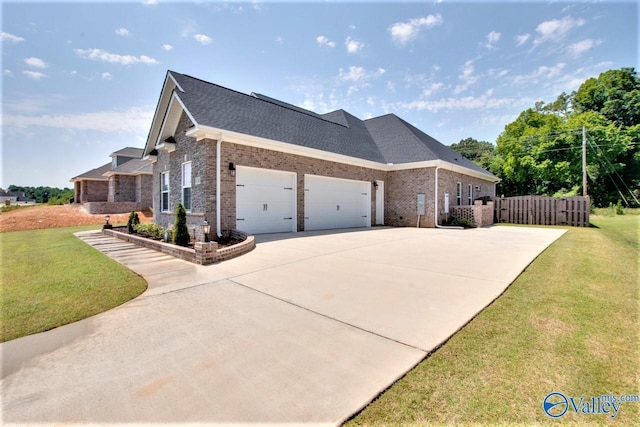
1, 226, 565, 425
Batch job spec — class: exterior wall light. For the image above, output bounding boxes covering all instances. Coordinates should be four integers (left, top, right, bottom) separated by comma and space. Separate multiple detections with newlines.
228, 162, 236, 177
202, 220, 211, 242
372, 180, 378, 189
103, 215, 112, 230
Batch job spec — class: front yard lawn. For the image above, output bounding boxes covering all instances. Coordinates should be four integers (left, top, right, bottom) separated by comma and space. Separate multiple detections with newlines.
0, 226, 147, 342
348, 214, 639, 425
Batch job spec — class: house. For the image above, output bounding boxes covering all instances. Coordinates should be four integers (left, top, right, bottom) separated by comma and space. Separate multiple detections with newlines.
142, 70, 499, 239
0, 189, 35, 205
70, 147, 152, 214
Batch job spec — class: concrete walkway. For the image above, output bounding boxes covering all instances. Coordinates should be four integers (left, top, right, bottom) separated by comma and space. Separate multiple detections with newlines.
1, 226, 566, 425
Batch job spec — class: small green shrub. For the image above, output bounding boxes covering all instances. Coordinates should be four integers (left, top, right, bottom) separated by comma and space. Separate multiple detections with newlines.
448, 217, 473, 228
134, 223, 164, 240
615, 200, 625, 215
127, 211, 140, 233
173, 202, 190, 247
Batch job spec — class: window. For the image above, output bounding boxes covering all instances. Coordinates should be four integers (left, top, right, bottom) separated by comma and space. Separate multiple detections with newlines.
182, 162, 192, 212
456, 182, 462, 205
161, 172, 170, 212
468, 184, 473, 205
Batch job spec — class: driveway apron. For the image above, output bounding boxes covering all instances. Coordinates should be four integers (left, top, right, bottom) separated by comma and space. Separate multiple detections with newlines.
1, 226, 565, 425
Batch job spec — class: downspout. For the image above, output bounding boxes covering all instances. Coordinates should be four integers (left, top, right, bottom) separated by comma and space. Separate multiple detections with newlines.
434, 165, 463, 230
215, 135, 223, 238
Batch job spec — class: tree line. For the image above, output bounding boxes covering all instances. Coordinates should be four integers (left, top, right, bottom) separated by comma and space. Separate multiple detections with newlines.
451, 67, 640, 208
7, 185, 74, 205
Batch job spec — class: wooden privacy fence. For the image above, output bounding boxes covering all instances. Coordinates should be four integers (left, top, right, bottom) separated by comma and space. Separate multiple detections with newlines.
494, 196, 590, 227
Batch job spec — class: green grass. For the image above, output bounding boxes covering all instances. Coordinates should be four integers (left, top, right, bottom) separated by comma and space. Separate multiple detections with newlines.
0, 226, 147, 342
347, 215, 639, 426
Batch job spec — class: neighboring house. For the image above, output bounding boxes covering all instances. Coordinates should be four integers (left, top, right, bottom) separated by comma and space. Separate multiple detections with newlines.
70, 147, 152, 214
142, 70, 499, 239
0, 190, 35, 205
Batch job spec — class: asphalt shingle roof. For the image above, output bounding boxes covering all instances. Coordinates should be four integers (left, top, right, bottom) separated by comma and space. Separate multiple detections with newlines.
71, 162, 112, 181
109, 158, 152, 175
111, 147, 144, 158
168, 71, 496, 179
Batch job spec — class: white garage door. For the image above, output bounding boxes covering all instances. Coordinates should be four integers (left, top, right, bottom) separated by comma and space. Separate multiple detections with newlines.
304, 174, 371, 231
236, 166, 296, 234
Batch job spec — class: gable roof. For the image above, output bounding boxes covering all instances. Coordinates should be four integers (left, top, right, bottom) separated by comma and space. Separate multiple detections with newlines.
70, 162, 112, 182
104, 158, 152, 176
110, 147, 144, 158
145, 70, 498, 181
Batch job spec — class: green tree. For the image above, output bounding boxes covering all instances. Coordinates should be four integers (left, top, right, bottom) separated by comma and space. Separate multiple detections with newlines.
450, 138, 495, 170
573, 68, 640, 127
173, 202, 190, 247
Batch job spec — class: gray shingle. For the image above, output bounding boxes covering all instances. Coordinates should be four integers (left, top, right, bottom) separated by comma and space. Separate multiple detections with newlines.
109, 158, 152, 175
168, 71, 496, 179
71, 162, 112, 181
110, 147, 144, 158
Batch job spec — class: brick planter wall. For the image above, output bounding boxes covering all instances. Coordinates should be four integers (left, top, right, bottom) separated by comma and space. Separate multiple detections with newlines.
102, 228, 255, 265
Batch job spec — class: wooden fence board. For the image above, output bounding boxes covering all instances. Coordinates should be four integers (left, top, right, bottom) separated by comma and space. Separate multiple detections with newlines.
494, 196, 590, 227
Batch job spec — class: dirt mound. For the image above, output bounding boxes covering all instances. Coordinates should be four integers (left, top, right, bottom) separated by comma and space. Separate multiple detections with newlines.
0, 205, 152, 233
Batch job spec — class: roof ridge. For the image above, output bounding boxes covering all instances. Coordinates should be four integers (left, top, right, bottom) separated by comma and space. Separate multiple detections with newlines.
174, 71, 351, 128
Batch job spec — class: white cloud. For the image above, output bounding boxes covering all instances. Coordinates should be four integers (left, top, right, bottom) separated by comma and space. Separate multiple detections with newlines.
515, 33, 531, 46
400, 91, 513, 113
316, 35, 336, 48
115, 28, 131, 37
388, 13, 443, 45
488, 68, 509, 78
1, 32, 24, 42
22, 71, 47, 80
386, 81, 396, 92
345, 37, 364, 54
161, 44, 173, 51
3, 107, 154, 134
142, 0, 157, 5
339, 66, 366, 82
101, 72, 112, 80
567, 39, 601, 56
74, 48, 158, 65
4, 69, 13, 76
454, 60, 478, 94
534, 16, 586, 46
512, 63, 566, 85
423, 82, 444, 97
194, 34, 213, 45
275, 36, 285, 45
482, 30, 501, 49
24, 57, 47, 69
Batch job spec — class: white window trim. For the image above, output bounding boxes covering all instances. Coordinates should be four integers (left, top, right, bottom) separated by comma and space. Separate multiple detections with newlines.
161, 171, 170, 212
468, 184, 473, 205
181, 161, 192, 212
456, 182, 462, 206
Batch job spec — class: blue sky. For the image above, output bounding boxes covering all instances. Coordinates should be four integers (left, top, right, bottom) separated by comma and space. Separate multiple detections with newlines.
1, 1, 637, 189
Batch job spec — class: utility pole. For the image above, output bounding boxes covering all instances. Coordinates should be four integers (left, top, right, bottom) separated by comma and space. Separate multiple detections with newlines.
582, 126, 588, 197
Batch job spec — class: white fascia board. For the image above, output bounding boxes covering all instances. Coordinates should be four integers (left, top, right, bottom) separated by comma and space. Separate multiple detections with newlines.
187, 125, 387, 171
143, 72, 179, 157
187, 124, 499, 181
155, 93, 196, 149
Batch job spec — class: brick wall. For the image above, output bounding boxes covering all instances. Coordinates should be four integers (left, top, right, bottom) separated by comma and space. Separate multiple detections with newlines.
80, 180, 108, 202
151, 112, 497, 234
137, 174, 153, 207
108, 175, 137, 202
217, 141, 386, 232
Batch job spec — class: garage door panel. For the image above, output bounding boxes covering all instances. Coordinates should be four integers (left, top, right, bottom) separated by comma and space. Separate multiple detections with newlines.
304, 175, 371, 231
236, 167, 296, 234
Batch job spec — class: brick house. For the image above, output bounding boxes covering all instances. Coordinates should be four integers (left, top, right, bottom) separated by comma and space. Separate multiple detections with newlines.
143, 71, 499, 239
70, 147, 152, 214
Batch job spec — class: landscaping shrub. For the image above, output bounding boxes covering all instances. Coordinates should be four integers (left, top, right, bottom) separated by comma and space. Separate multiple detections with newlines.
127, 211, 140, 233
173, 202, 190, 247
134, 223, 164, 240
615, 200, 625, 215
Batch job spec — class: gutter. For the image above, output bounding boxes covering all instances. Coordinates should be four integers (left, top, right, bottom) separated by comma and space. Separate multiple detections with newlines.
215, 135, 223, 238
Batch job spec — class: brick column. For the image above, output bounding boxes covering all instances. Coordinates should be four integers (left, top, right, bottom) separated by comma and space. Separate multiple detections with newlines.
194, 242, 218, 265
